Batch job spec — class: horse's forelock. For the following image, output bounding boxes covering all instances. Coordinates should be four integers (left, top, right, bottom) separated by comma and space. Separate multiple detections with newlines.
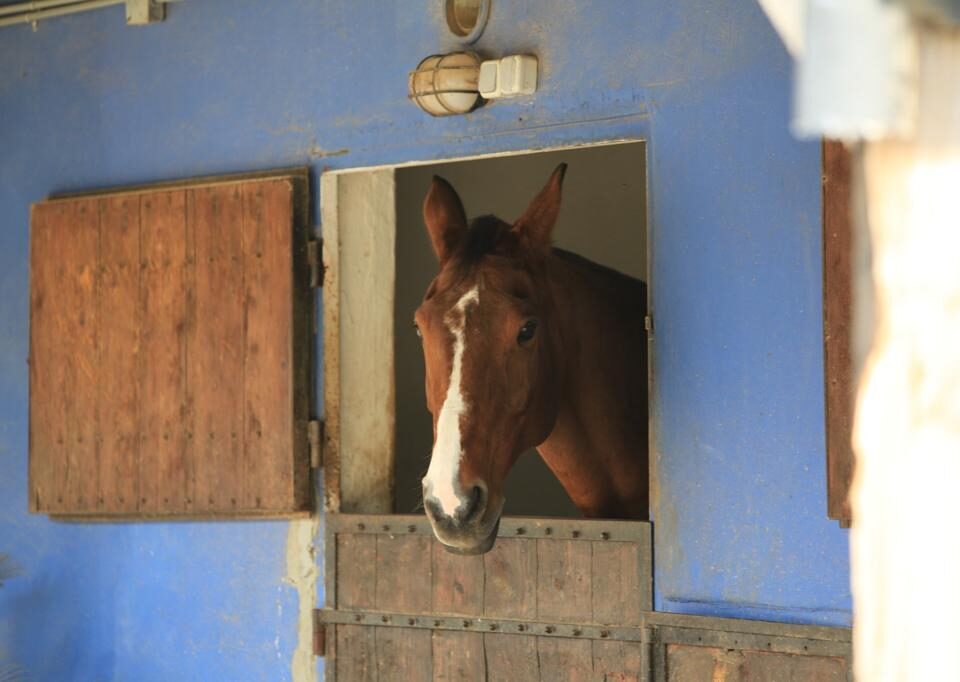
453, 216, 521, 268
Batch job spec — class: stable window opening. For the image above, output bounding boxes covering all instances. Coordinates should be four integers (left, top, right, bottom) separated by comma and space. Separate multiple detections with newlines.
321, 141, 648, 520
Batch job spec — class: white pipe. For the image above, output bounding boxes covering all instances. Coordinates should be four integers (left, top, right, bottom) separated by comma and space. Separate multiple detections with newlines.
0, 0, 124, 27
0, 0, 94, 18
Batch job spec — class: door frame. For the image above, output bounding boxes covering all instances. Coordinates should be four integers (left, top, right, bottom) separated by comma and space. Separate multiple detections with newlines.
319, 139, 651, 513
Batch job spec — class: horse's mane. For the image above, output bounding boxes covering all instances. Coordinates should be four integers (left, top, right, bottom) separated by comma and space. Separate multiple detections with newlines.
553, 247, 645, 288
452, 215, 645, 295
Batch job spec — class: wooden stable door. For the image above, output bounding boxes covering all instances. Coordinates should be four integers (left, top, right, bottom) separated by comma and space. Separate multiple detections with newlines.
28, 169, 314, 518
319, 514, 652, 681
316, 514, 851, 681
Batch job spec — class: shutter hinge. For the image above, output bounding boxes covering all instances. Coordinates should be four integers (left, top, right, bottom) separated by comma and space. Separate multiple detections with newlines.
308, 239, 324, 288
313, 609, 327, 657
644, 315, 654, 333
308, 419, 324, 468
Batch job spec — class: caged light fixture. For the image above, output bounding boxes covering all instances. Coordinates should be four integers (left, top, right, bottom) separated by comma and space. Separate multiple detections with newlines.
408, 52, 484, 117
408, 52, 539, 117
408, 1, 538, 117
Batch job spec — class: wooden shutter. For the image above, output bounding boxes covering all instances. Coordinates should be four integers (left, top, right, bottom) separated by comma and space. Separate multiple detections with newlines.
822, 141, 855, 525
28, 169, 313, 518
315, 514, 851, 680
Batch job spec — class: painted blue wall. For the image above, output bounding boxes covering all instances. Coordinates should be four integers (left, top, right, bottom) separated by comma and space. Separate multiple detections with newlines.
0, 0, 850, 679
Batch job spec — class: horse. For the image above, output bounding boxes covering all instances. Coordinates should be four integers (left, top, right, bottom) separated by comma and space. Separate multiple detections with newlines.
416, 163, 648, 554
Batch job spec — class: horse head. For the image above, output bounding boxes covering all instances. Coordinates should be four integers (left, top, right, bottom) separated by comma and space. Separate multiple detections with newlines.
415, 164, 568, 554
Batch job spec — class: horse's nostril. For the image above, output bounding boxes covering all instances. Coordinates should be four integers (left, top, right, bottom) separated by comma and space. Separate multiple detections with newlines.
423, 484, 487, 527
462, 485, 485, 523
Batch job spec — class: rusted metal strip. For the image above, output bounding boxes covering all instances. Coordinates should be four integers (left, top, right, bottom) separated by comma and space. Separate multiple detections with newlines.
643, 611, 852, 644
307, 240, 324, 288
651, 625, 851, 659
314, 608, 652, 643
312, 611, 327, 656
325, 512, 652, 543
315, 605, 852, 653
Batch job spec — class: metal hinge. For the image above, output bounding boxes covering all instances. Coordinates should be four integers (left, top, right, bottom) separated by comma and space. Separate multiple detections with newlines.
308, 239, 324, 288
308, 419, 324, 468
313, 609, 327, 656
644, 315, 654, 333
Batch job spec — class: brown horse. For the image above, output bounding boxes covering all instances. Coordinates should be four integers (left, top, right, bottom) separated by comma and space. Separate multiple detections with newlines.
416, 164, 648, 554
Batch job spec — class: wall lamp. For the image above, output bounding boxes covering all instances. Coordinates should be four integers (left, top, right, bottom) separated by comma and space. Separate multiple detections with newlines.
408, 52, 539, 117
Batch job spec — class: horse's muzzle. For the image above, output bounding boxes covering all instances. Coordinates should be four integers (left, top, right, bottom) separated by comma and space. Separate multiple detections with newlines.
424, 489, 503, 555
439, 518, 500, 555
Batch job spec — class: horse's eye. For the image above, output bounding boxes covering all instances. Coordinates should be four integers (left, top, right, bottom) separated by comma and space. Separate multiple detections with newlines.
517, 319, 538, 344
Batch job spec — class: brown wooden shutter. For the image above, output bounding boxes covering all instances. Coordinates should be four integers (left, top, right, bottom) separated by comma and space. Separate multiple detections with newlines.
822, 141, 855, 526
28, 169, 313, 518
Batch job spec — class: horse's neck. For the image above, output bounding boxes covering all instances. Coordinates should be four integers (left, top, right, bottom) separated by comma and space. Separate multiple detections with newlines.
537, 249, 649, 519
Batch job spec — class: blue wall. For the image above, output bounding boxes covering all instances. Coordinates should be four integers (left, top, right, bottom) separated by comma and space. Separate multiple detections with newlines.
0, 0, 850, 679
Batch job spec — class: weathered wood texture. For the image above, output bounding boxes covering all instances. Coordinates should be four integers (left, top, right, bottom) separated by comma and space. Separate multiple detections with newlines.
663, 644, 847, 681
29, 170, 312, 517
822, 140, 854, 524
328, 515, 651, 681
323, 515, 851, 681
320, 169, 396, 514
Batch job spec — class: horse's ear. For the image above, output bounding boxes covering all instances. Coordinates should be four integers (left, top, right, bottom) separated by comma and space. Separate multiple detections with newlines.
513, 163, 567, 254
423, 175, 467, 263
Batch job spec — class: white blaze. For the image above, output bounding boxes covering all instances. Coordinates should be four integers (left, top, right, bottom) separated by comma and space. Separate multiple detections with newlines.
424, 286, 479, 517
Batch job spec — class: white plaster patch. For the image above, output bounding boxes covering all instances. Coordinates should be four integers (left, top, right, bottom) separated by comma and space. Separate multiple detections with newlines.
284, 516, 320, 682
423, 286, 479, 517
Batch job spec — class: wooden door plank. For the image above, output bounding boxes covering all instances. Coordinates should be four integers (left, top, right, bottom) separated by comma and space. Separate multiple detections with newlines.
242, 179, 294, 509
482, 537, 539, 679
375, 627, 432, 682
371, 532, 434, 681
97, 195, 141, 514
432, 541, 484, 614
593, 641, 643, 682
592, 540, 642, 625
336, 533, 377, 610
741, 650, 847, 681
375, 534, 433, 612
72, 198, 101, 513
140, 190, 189, 513
188, 185, 245, 512
537, 637, 594, 682
431, 541, 487, 680
28, 202, 58, 512
335, 624, 377, 682
537, 539, 594, 680
481, 633, 539, 681
594, 539, 646, 682
433, 631, 485, 681
537, 538, 592, 621
665, 644, 729, 681
29, 200, 99, 512
483, 537, 537, 619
